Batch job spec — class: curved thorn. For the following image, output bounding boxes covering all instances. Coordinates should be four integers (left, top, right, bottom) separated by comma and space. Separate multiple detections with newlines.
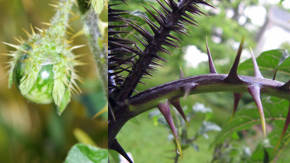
250, 48, 263, 78
248, 85, 267, 136
205, 38, 217, 74
170, 99, 187, 122
158, 101, 182, 155
109, 139, 133, 163
232, 93, 242, 117
225, 38, 244, 83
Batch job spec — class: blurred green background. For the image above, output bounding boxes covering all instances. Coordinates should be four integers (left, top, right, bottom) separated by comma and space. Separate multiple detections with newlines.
0, 0, 107, 162
113, 0, 290, 162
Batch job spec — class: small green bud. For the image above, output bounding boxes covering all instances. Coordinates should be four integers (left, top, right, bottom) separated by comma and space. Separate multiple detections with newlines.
6, 0, 81, 115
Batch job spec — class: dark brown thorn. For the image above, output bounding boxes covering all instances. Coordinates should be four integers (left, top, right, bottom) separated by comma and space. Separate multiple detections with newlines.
225, 38, 244, 83
144, 7, 164, 26
109, 139, 133, 163
144, 17, 159, 34
232, 93, 242, 117
163, 39, 177, 47
248, 85, 267, 136
250, 48, 263, 78
158, 101, 182, 155
160, 46, 170, 54
167, 34, 180, 42
149, 4, 166, 22
166, 0, 178, 10
169, 99, 187, 122
135, 37, 147, 47
129, 21, 153, 42
205, 38, 217, 74
156, 0, 171, 13
153, 54, 167, 62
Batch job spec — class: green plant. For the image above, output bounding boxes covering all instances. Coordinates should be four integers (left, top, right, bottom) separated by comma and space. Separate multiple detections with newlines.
5, 0, 81, 115
108, 0, 290, 162
3, 0, 108, 162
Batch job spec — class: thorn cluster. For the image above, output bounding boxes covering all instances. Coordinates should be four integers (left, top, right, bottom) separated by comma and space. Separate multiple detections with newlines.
109, 0, 211, 102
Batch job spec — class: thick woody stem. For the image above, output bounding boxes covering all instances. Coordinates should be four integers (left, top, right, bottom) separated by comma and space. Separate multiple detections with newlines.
128, 74, 289, 115
109, 74, 290, 141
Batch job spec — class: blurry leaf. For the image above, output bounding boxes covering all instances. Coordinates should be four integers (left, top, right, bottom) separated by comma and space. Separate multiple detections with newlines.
191, 144, 199, 151
74, 128, 96, 146
99, 0, 108, 22
80, 80, 107, 117
109, 150, 121, 163
65, 144, 108, 163
231, 132, 239, 140
48, 112, 65, 147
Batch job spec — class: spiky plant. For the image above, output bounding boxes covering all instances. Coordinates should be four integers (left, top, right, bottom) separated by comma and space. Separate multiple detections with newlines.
108, 0, 290, 162
5, 0, 82, 115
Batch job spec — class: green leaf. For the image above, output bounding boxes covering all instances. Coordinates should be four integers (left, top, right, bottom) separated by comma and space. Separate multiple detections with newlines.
239, 49, 290, 76
65, 143, 108, 163
213, 97, 289, 145
109, 149, 121, 163
80, 80, 107, 117
277, 57, 290, 73
213, 97, 290, 162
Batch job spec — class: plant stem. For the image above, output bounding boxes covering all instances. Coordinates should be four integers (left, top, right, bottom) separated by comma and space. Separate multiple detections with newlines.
82, 8, 108, 94
109, 74, 290, 141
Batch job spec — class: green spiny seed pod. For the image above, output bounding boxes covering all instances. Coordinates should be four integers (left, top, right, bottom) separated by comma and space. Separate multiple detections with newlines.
5, 0, 82, 115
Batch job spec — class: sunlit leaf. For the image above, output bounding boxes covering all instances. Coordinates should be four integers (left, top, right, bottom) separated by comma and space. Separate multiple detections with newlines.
239, 49, 290, 77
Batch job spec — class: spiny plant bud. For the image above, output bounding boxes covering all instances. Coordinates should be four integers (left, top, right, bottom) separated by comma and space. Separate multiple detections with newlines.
6, 0, 81, 115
